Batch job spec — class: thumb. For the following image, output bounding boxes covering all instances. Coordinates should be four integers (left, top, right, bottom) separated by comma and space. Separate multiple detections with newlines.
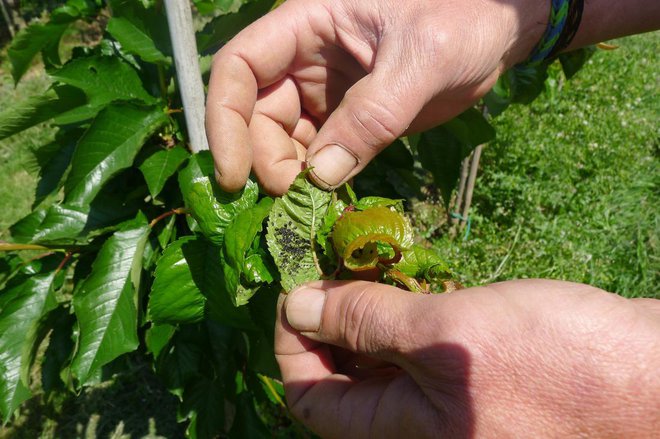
283, 280, 431, 362
305, 58, 433, 189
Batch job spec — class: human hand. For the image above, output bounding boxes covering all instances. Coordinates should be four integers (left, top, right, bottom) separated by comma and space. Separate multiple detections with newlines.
275, 279, 660, 438
206, 0, 548, 195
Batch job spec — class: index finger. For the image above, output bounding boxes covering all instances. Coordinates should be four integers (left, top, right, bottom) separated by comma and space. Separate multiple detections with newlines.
205, 4, 298, 192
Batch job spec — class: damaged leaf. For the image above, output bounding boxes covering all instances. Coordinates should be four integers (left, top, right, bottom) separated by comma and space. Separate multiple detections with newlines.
332, 206, 414, 271
266, 172, 331, 292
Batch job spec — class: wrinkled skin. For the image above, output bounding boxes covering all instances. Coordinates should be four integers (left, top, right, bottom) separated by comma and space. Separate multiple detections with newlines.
276, 280, 660, 438
206, 0, 547, 195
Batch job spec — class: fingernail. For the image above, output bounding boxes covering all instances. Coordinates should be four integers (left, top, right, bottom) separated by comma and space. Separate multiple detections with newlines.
307, 143, 359, 189
285, 287, 326, 332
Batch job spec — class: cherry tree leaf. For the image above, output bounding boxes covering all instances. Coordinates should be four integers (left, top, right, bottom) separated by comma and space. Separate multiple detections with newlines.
70, 215, 150, 385
394, 245, 451, 282
223, 198, 273, 306
64, 103, 167, 206
138, 145, 189, 198
148, 236, 207, 325
0, 272, 57, 423
332, 206, 414, 271
266, 172, 332, 292
179, 152, 258, 246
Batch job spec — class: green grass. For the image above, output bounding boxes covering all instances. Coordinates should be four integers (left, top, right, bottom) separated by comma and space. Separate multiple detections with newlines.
432, 32, 659, 298
0, 58, 54, 240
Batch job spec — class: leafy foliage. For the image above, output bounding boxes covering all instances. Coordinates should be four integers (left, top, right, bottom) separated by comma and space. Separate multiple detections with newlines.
0, 0, 593, 436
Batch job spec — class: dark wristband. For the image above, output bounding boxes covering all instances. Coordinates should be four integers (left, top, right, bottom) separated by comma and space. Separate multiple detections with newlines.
548, 0, 584, 58
520, 0, 585, 67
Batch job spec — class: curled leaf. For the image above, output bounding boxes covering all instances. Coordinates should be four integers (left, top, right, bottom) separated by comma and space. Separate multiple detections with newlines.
332, 207, 413, 271
394, 244, 451, 283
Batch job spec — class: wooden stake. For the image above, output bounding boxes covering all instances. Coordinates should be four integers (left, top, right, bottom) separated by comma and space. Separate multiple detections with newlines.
164, 0, 209, 153
0, 0, 15, 38
451, 157, 470, 224
460, 144, 483, 227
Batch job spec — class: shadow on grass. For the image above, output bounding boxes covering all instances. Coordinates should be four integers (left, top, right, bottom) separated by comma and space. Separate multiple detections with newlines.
2, 355, 187, 439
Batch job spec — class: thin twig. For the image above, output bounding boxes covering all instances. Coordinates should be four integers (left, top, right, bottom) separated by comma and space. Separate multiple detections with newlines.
148, 208, 186, 228
55, 252, 73, 274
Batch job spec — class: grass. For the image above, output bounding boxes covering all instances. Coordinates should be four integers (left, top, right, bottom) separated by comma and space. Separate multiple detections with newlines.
431, 32, 659, 299
0, 62, 54, 240
0, 28, 657, 439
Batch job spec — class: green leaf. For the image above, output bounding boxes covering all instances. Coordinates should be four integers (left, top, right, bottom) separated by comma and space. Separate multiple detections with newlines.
223, 198, 273, 306
40, 307, 75, 394
181, 377, 226, 439
107, 17, 171, 65
22, 191, 145, 245
148, 236, 254, 329
157, 214, 177, 249
247, 284, 280, 376
332, 206, 414, 271
0, 86, 86, 141
138, 146, 190, 198
186, 240, 255, 329
394, 245, 451, 282
64, 103, 167, 206
0, 272, 57, 423
355, 196, 404, 212
418, 125, 473, 206
505, 65, 549, 105
70, 215, 150, 385
148, 237, 207, 325
30, 204, 88, 243
30, 129, 81, 207
416, 107, 494, 205
197, 0, 274, 53
9, 209, 48, 244
0, 255, 22, 290
155, 325, 205, 396
50, 55, 158, 113
243, 252, 275, 284
316, 198, 345, 263
228, 392, 270, 439
108, 0, 172, 61
193, 0, 240, 15
145, 323, 176, 359
50, 0, 98, 23
266, 171, 332, 291
353, 139, 421, 199
179, 151, 259, 246
559, 46, 596, 80
8, 22, 71, 84
443, 108, 495, 147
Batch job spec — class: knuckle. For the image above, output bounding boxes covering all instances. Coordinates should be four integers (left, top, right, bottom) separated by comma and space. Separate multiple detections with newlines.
343, 92, 406, 150
337, 284, 406, 355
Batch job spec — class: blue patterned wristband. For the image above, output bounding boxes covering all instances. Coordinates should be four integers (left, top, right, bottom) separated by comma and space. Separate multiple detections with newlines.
525, 0, 571, 67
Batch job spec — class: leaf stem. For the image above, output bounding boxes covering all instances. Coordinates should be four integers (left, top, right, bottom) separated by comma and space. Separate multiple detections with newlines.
0, 243, 67, 252
157, 64, 168, 98
55, 252, 73, 274
258, 374, 285, 408
149, 207, 187, 228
